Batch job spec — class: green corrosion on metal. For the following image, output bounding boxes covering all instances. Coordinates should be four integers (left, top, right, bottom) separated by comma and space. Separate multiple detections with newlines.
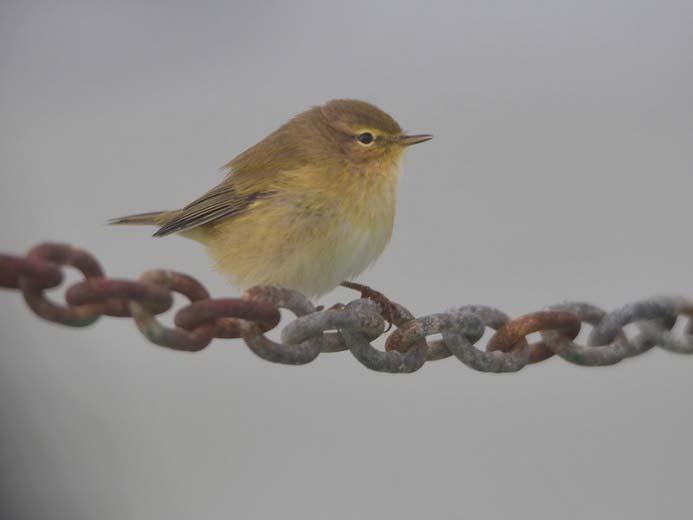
565, 351, 585, 365
63, 315, 100, 328
143, 324, 162, 342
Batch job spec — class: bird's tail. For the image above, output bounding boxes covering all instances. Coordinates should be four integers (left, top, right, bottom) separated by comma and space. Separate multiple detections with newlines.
109, 209, 210, 243
108, 210, 176, 227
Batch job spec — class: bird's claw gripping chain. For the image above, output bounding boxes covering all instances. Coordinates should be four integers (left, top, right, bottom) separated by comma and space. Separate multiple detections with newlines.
2, 242, 693, 373
340, 280, 399, 332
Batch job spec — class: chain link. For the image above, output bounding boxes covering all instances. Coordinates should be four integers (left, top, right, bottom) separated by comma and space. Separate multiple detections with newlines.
2, 242, 692, 373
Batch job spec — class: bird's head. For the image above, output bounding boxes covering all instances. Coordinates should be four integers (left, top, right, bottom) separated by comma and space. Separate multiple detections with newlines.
228, 99, 431, 178
317, 99, 432, 166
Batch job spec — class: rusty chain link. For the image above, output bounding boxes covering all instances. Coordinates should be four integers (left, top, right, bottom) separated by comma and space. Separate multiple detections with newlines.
2, 242, 692, 373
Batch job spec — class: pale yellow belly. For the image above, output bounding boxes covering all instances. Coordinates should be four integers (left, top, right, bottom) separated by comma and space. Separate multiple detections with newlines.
202, 197, 394, 298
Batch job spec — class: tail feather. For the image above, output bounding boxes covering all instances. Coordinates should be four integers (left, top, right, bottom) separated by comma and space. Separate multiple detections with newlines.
109, 209, 209, 242
108, 211, 174, 227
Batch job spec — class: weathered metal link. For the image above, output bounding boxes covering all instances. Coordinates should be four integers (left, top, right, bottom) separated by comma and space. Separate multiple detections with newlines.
281, 305, 385, 353
19, 243, 105, 327
540, 302, 626, 365
0, 253, 62, 289
442, 306, 531, 372
176, 299, 280, 336
541, 300, 677, 366
589, 299, 676, 347
385, 311, 485, 362
342, 299, 427, 373
241, 287, 323, 364
2, 242, 693, 372
487, 310, 582, 363
130, 270, 217, 351
627, 297, 693, 354
66, 278, 173, 317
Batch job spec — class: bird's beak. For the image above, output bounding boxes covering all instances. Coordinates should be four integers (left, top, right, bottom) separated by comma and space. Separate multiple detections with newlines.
398, 134, 433, 147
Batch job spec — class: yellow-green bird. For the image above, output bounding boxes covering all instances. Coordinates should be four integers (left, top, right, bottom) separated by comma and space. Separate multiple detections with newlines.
111, 99, 431, 299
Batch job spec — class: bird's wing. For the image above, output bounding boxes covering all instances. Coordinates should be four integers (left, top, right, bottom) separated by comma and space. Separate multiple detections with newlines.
153, 181, 271, 237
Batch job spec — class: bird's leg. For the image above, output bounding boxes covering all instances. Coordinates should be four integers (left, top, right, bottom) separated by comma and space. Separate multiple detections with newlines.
340, 281, 397, 331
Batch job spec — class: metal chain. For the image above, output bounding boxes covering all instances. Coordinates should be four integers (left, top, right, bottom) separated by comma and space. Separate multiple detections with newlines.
1, 242, 692, 373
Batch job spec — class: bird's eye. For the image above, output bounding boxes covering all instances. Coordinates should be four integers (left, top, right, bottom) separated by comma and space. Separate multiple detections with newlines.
356, 132, 374, 145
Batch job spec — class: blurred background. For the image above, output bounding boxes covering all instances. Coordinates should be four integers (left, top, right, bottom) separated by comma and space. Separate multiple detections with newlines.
1, 1, 692, 519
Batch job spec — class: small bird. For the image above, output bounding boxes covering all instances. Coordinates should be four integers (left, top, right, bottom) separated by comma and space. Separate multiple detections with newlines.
111, 99, 431, 301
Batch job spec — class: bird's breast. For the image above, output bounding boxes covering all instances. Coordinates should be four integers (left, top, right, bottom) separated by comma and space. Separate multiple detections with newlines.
206, 161, 401, 298
297, 165, 399, 294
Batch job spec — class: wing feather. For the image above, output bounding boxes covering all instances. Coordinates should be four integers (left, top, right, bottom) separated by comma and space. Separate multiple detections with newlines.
154, 182, 271, 237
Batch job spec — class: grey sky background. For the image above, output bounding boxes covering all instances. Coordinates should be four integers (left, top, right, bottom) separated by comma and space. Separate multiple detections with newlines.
1, 1, 692, 519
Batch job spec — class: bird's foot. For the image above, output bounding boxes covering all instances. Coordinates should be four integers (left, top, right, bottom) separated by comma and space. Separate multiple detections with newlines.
340, 281, 397, 331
